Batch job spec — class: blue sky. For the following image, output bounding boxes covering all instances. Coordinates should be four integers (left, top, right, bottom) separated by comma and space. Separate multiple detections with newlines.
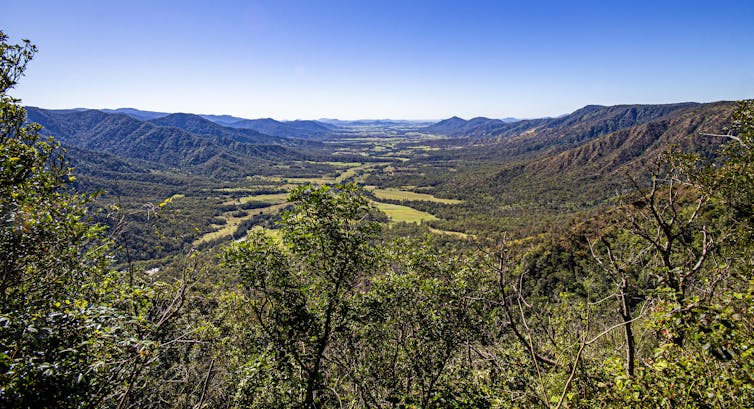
3, 0, 753, 119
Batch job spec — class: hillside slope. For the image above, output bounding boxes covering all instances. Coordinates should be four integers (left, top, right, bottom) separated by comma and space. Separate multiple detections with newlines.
423, 103, 698, 143
369, 101, 736, 234
25, 107, 309, 178
227, 117, 335, 139
149, 113, 287, 144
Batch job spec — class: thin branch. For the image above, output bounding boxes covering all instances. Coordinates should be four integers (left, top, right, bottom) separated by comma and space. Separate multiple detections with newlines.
515, 271, 549, 405
586, 310, 646, 346
501, 275, 559, 368
691, 226, 709, 273
194, 359, 215, 409
555, 309, 589, 409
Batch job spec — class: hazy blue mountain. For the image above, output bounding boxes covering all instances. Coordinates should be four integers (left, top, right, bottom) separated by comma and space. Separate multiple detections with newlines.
199, 113, 249, 127
318, 119, 435, 127
226, 117, 335, 139
149, 113, 286, 145
420, 116, 518, 135
99, 108, 170, 121
420, 116, 472, 135
287, 119, 337, 132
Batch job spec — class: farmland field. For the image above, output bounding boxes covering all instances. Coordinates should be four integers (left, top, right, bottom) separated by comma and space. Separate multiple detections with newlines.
370, 187, 463, 204
372, 201, 438, 224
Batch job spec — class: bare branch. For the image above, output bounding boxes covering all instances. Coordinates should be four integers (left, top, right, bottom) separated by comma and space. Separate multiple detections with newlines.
194, 359, 214, 409
691, 225, 709, 273
699, 133, 747, 147
586, 310, 646, 346
555, 310, 589, 409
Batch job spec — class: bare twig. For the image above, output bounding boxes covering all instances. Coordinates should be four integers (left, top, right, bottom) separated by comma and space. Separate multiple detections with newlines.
195, 359, 215, 409
699, 133, 746, 147
555, 319, 588, 409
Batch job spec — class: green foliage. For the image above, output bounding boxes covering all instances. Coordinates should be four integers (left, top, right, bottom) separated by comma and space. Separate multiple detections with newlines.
0, 31, 111, 406
347, 238, 492, 407
0, 32, 213, 408
222, 187, 497, 408
559, 101, 754, 407
222, 183, 380, 408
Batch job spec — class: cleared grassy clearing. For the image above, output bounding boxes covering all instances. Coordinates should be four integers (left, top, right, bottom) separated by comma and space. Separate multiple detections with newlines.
372, 201, 438, 224
305, 161, 362, 167
337, 162, 386, 183
371, 188, 463, 204
375, 156, 410, 162
247, 225, 283, 242
214, 186, 290, 193
214, 187, 261, 193
236, 162, 376, 186
159, 193, 185, 207
326, 137, 404, 143
335, 167, 360, 182
428, 227, 470, 239
195, 203, 288, 244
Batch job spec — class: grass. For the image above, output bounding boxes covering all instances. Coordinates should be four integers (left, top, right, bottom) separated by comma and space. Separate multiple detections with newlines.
159, 193, 185, 207
336, 162, 387, 183
335, 166, 361, 182
370, 188, 463, 204
195, 203, 288, 244
429, 227, 471, 239
305, 161, 362, 167
226, 162, 374, 187
247, 225, 283, 242
372, 201, 438, 224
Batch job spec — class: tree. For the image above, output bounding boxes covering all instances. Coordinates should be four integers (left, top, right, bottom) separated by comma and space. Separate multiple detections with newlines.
586, 101, 754, 407
0, 30, 115, 406
0, 31, 205, 408
339, 237, 492, 408
222, 183, 380, 408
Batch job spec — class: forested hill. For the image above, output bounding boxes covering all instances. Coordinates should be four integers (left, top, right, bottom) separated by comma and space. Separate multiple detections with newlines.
148, 113, 288, 144
422, 102, 698, 138
420, 115, 509, 136
101, 107, 339, 138
223, 117, 336, 140
370, 101, 737, 234
24, 107, 319, 178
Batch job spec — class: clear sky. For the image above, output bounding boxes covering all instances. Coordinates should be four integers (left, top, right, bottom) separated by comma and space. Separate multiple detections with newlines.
3, 0, 754, 120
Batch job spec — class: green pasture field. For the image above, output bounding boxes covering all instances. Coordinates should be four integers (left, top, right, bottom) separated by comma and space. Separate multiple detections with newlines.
372, 201, 438, 224
370, 188, 463, 204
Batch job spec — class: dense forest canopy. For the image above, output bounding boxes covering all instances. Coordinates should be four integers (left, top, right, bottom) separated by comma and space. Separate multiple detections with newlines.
1, 31, 753, 408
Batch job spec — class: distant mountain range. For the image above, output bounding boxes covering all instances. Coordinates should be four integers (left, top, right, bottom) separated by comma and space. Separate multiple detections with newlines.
100, 108, 170, 121
148, 113, 283, 144
420, 104, 697, 139
95, 108, 338, 139
225, 118, 335, 139
24, 107, 325, 179
318, 119, 437, 127
409, 101, 736, 230
421, 116, 510, 136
